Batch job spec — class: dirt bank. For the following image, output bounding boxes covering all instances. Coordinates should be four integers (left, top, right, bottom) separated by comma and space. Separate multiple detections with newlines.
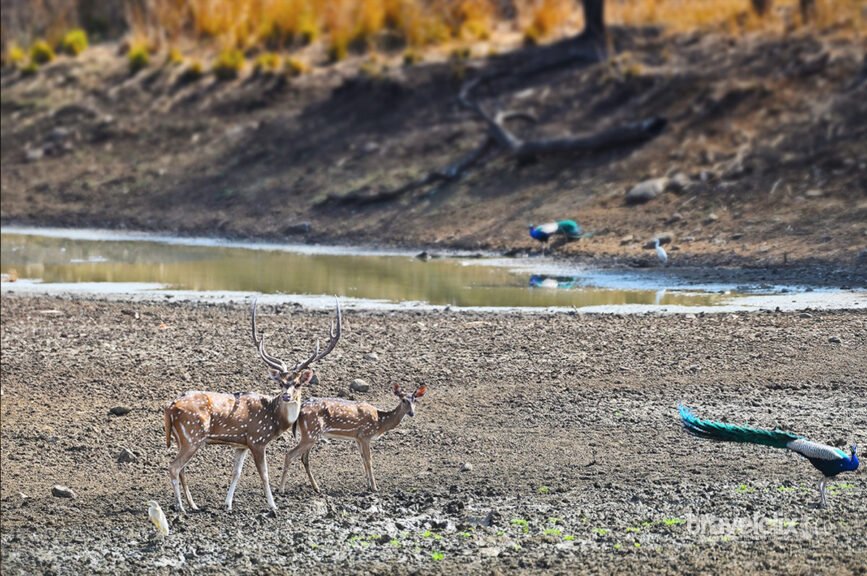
1, 295, 865, 574
2, 28, 866, 271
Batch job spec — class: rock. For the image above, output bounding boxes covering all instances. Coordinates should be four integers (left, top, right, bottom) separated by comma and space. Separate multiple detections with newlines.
25, 147, 45, 162
415, 251, 432, 261
363, 352, 379, 361
666, 172, 692, 193
704, 213, 719, 224
799, 312, 813, 319
619, 235, 635, 245
828, 336, 842, 344
349, 379, 370, 392
805, 189, 823, 198
479, 547, 501, 558
665, 212, 683, 225
116, 448, 138, 463
109, 406, 132, 416
283, 222, 311, 235
625, 177, 668, 205
52, 485, 76, 499
460, 462, 473, 472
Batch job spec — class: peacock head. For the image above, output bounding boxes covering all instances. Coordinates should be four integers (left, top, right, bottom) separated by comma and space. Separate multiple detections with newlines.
850, 444, 859, 471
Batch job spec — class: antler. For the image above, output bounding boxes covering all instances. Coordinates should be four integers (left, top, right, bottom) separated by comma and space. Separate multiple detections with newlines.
292, 299, 342, 373
250, 297, 289, 373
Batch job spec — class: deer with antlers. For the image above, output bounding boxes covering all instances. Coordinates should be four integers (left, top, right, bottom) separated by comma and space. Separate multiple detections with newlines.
163, 298, 341, 513
278, 383, 427, 494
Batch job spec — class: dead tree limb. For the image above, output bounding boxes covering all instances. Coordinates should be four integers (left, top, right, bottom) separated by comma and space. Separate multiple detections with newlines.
326, 73, 666, 207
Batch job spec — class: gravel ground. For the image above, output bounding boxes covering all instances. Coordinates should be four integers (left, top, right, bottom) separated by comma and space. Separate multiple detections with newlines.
1, 295, 865, 575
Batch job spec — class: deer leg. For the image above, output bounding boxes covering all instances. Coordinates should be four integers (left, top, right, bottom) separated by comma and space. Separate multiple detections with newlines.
225, 448, 248, 512
300, 450, 321, 494
280, 439, 316, 493
179, 470, 199, 511
250, 445, 277, 512
168, 442, 200, 514
357, 439, 377, 493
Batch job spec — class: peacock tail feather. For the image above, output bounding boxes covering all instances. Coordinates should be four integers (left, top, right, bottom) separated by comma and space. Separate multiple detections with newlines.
556, 220, 582, 238
679, 405, 802, 450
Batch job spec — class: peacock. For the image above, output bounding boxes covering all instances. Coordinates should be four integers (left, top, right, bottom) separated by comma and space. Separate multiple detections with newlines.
529, 220, 583, 244
679, 405, 859, 507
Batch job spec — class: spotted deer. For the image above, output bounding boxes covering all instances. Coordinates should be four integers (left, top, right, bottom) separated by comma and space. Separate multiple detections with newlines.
279, 383, 427, 494
163, 298, 341, 513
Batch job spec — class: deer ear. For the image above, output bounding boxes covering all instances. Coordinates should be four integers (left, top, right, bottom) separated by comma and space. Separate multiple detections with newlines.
298, 369, 315, 386
413, 385, 427, 399
392, 383, 402, 397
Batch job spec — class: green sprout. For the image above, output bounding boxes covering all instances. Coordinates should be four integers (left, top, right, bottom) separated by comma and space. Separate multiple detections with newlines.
511, 518, 529, 533
431, 551, 444, 561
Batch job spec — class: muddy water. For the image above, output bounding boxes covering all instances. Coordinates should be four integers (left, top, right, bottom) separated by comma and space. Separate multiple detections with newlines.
1, 229, 724, 308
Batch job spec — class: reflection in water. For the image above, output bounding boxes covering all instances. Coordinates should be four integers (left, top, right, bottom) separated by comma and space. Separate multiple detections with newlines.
0, 233, 722, 308
529, 275, 581, 290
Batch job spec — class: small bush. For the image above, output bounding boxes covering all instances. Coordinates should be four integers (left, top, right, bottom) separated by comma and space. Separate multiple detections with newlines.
327, 37, 349, 62
213, 49, 244, 80
166, 47, 184, 66
128, 43, 150, 73
178, 59, 204, 82
285, 57, 309, 77
30, 40, 55, 65
253, 52, 281, 74
6, 43, 26, 67
21, 61, 39, 75
402, 49, 421, 67
61, 28, 89, 56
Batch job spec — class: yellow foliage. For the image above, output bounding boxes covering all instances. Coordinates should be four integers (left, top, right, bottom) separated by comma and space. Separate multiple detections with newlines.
254, 52, 282, 73
127, 42, 150, 73
285, 56, 309, 76
61, 28, 89, 56
30, 40, 56, 64
213, 48, 245, 80
5, 43, 26, 66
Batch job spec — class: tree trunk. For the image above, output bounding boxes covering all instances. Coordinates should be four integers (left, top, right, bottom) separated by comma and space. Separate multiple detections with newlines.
582, 0, 606, 41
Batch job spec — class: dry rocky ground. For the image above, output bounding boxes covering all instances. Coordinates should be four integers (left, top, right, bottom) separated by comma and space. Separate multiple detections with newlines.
1, 295, 865, 574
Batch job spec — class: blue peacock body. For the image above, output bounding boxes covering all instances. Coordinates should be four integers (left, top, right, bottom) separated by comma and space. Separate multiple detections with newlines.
529, 220, 583, 243
679, 405, 859, 506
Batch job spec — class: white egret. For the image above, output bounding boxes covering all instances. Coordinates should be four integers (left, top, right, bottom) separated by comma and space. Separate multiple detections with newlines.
654, 238, 668, 266
148, 500, 170, 537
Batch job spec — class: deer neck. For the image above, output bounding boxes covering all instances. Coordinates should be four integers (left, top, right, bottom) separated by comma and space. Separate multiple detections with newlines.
268, 396, 301, 430
377, 401, 409, 434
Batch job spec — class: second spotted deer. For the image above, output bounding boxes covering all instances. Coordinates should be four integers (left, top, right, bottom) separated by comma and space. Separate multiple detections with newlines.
279, 383, 427, 493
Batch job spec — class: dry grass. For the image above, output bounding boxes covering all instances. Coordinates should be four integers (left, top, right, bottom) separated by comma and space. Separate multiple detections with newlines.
6, 0, 864, 75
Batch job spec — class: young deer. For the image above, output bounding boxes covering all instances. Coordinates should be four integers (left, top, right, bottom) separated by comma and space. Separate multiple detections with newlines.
279, 383, 427, 494
163, 298, 341, 513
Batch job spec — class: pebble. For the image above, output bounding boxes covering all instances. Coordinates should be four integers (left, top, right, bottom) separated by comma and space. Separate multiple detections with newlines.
478, 547, 501, 558
625, 177, 668, 205
363, 352, 379, 361
109, 406, 132, 416
828, 336, 842, 344
799, 313, 813, 319
460, 462, 473, 472
349, 379, 370, 392
116, 448, 137, 463
619, 235, 635, 245
704, 213, 719, 224
51, 485, 76, 499
25, 147, 45, 162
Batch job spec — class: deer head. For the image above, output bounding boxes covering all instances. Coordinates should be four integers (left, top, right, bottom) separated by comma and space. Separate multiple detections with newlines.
251, 297, 341, 414
392, 383, 427, 417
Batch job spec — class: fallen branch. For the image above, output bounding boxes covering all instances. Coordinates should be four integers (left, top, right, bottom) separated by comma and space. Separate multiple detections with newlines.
327, 58, 667, 207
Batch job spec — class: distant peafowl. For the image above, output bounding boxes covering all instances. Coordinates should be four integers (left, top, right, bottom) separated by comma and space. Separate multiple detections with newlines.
679, 405, 859, 507
529, 220, 583, 245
